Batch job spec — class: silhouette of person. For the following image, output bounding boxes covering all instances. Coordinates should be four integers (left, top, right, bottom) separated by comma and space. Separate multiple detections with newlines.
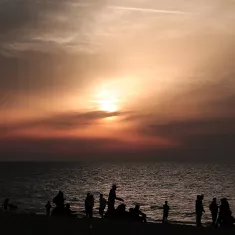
133, 204, 147, 222
99, 194, 107, 218
65, 203, 75, 217
116, 203, 129, 219
85, 193, 94, 218
53, 190, 66, 208
209, 198, 218, 225
108, 184, 123, 213
217, 198, 233, 227
45, 201, 52, 216
195, 195, 205, 226
2, 198, 9, 211
162, 201, 170, 223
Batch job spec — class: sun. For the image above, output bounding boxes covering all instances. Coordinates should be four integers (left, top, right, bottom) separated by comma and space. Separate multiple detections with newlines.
98, 98, 118, 112
92, 88, 120, 112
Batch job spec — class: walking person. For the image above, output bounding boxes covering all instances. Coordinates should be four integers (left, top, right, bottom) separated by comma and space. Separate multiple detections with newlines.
85, 193, 94, 218
99, 194, 107, 218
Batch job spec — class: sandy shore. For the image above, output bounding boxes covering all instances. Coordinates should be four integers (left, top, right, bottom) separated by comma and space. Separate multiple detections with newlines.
0, 213, 234, 235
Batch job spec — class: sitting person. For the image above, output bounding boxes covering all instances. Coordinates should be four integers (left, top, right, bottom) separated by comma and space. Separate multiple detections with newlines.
53, 190, 66, 208
115, 203, 129, 220
132, 205, 147, 222
2, 198, 17, 212
65, 203, 76, 217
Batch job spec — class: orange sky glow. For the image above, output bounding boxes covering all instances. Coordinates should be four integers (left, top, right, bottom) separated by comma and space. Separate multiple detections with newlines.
0, 0, 235, 160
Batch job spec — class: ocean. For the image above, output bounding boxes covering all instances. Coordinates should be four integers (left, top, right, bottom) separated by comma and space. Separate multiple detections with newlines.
0, 162, 234, 224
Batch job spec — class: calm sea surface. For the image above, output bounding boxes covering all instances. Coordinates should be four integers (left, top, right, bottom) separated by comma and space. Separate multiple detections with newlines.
0, 162, 234, 224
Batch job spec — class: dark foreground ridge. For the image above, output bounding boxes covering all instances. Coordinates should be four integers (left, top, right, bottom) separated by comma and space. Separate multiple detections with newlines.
0, 213, 234, 235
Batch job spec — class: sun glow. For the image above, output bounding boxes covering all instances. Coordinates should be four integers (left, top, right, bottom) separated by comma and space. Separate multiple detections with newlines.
92, 88, 120, 112
99, 99, 118, 112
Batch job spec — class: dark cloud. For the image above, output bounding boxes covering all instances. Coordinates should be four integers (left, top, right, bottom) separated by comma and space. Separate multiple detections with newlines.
0, 110, 123, 134
146, 117, 235, 138
0, 136, 125, 161
137, 117, 235, 162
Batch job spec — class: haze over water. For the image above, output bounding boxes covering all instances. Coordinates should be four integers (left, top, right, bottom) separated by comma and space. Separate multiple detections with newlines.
0, 162, 234, 224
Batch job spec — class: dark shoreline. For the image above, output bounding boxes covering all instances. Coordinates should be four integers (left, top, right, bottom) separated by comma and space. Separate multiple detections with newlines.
0, 213, 234, 235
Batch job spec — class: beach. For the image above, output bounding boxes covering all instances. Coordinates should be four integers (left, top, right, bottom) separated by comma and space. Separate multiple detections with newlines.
0, 213, 234, 235
1, 162, 234, 224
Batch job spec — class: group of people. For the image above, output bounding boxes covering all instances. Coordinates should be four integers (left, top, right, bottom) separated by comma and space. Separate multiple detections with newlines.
85, 184, 147, 222
46, 190, 76, 217
1, 198, 17, 212
1, 185, 234, 227
45, 184, 147, 223
196, 195, 235, 227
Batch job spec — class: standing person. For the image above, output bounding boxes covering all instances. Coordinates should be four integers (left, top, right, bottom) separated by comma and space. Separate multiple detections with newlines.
2, 198, 10, 211
162, 201, 170, 223
107, 184, 124, 214
195, 195, 205, 226
99, 194, 107, 218
209, 198, 218, 225
45, 201, 52, 215
217, 198, 234, 227
85, 193, 94, 218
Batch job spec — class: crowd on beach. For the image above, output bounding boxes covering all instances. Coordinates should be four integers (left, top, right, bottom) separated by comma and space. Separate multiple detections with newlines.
1, 184, 235, 227
196, 194, 235, 227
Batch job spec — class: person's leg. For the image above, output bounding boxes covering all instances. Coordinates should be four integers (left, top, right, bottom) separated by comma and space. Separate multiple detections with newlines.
162, 215, 165, 223
198, 214, 202, 226
143, 215, 147, 223
212, 213, 216, 225
101, 209, 104, 218
196, 214, 199, 226
99, 208, 101, 216
88, 207, 93, 218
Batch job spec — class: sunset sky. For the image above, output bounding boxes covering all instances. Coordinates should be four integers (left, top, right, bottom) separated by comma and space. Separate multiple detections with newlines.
0, 0, 235, 161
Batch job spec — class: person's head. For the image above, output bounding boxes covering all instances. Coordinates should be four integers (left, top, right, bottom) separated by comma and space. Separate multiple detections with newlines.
87, 193, 90, 197
59, 190, 63, 196
48, 201, 50, 204
201, 194, 204, 200
100, 194, 103, 198
197, 195, 200, 200
224, 198, 229, 205
120, 203, 126, 211
112, 184, 117, 190
165, 201, 168, 205
66, 203, 70, 208
213, 198, 216, 202
5, 198, 9, 202
135, 204, 140, 210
